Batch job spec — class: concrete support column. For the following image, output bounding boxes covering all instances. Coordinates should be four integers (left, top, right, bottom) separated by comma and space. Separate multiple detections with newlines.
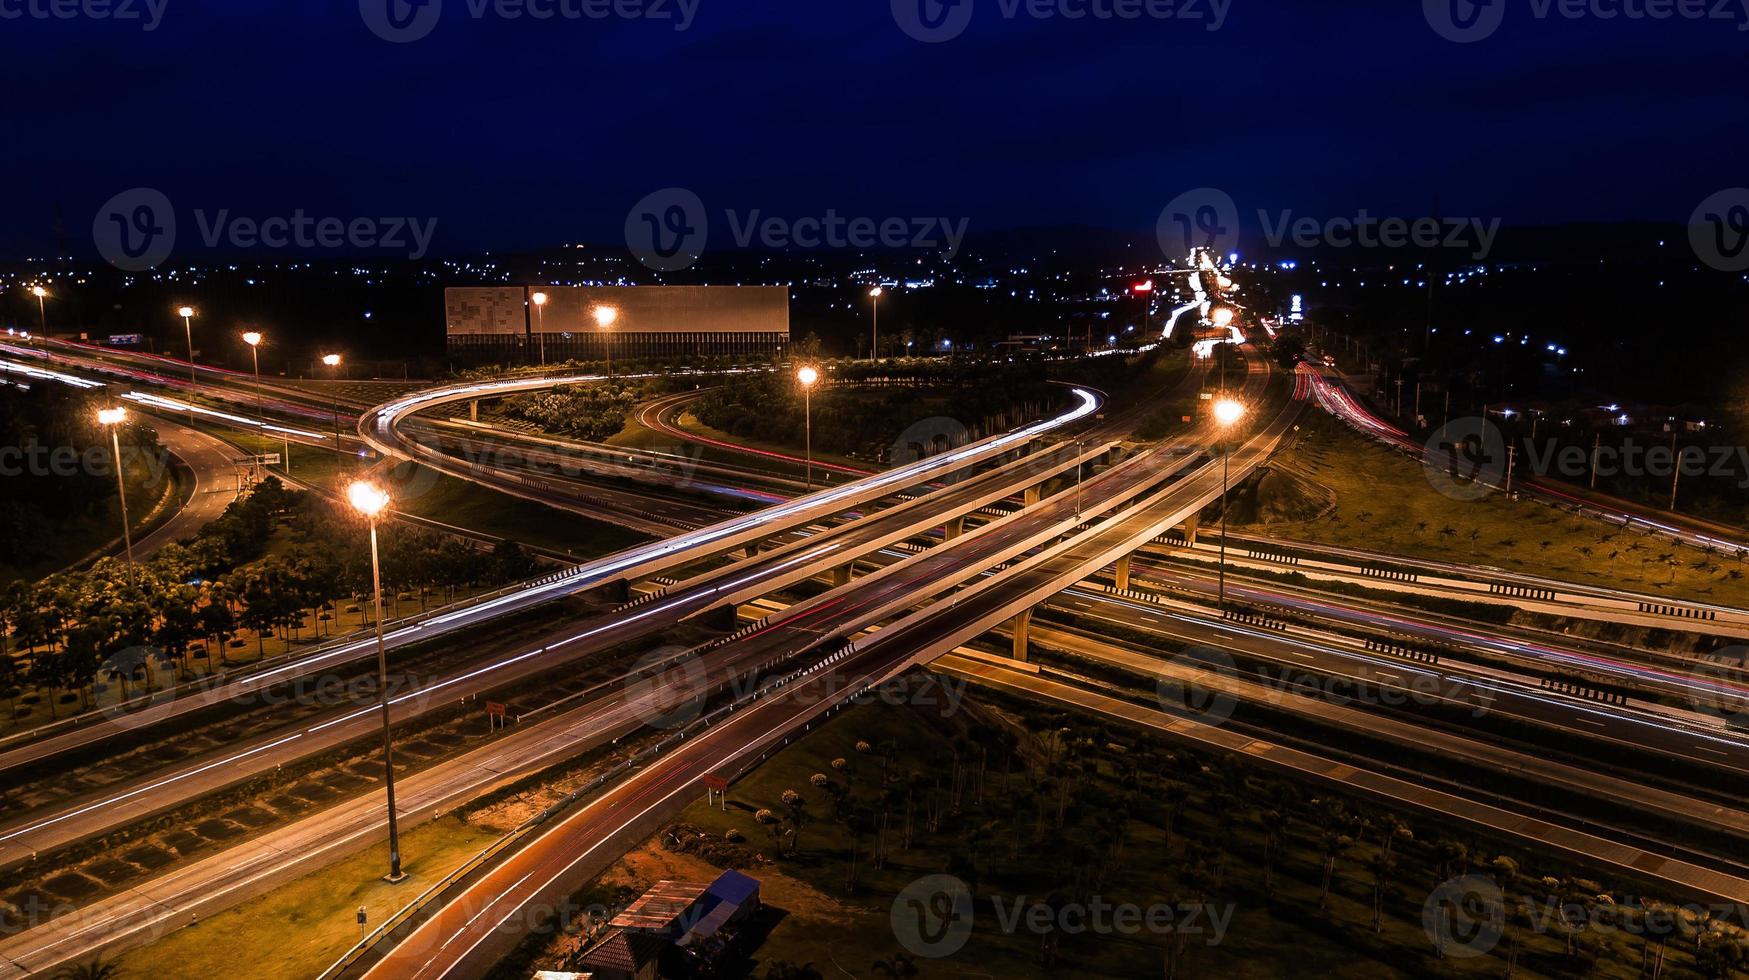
1114, 553, 1132, 591
1024, 485, 1042, 507
1012, 608, 1033, 662
1183, 513, 1199, 547
469, 399, 479, 421
945, 516, 965, 540
832, 564, 852, 587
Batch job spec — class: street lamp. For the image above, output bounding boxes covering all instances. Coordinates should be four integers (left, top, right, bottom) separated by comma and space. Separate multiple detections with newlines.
868, 287, 883, 362
531, 292, 548, 367
97, 407, 136, 573
323, 354, 343, 455
348, 480, 407, 884
1212, 398, 1246, 613
31, 286, 47, 336
594, 305, 619, 376
177, 307, 197, 387
241, 331, 280, 476
1211, 307, 1235, 328
797, 366, 819, 489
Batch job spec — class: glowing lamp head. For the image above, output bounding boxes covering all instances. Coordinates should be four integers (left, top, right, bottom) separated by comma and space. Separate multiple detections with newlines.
1213, 399, 1246, 427
31, 286, 46, 298
1132, 280, 1154, 293
322, 354, 342, 367
796, 366, 819, 387
97, 407, 127, 426
593, 306, 618, 328
348, 481, 391, 517
869, 286, 883, 298
242, 331, 262, 347
178, 306, 195, 319
1211, 308, 1235, 328
531, 292, 548, 306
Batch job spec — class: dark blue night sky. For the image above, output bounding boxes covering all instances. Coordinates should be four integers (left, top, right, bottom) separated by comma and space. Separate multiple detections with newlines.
3, 0, 1746, 256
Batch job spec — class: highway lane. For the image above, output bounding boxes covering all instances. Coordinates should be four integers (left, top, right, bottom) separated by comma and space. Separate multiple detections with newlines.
355, 355, 1273, 979
128, 417, 243, 559
0, 604, 865, 979
0, 439, 1116, 864
0, 389, 1099, 777
1043, 585, 1749, 781
1016, 621, 1749, 850
1126, 559, 1749, 712
933, 653, 1749, 908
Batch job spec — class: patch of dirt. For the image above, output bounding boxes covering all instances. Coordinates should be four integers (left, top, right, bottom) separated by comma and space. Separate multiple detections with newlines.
612, 837, 858, 930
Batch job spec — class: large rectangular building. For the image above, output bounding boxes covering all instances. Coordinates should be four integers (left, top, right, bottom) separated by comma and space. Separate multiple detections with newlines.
444, 285, 789, 363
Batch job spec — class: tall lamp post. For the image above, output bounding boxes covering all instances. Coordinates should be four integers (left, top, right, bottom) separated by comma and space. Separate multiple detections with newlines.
594, 306, 619, 376
322, 354, 343, 455
177, 307, 198, 387
1212, 398, 1246, 613
97, 407, 136, 573
348, 480, 408, 884
31, 286, 47, 337
867, 286, 883, 361
797, 366, 819, 489
531, 292, 548, 367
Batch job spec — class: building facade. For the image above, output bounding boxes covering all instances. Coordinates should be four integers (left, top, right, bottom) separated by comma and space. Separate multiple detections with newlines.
445, 285, 790, 363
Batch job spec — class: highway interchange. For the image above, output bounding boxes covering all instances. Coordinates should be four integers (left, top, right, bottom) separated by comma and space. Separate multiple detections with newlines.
5, 268, 1749, 978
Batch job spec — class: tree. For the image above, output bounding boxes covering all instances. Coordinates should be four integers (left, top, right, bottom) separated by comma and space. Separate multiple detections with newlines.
51, 956, 122, 980
872, 952, 920, 977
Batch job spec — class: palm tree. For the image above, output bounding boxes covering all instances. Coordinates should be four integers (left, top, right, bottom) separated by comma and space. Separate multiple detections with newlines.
52, 957, 122, 980
872, 952, 920, 977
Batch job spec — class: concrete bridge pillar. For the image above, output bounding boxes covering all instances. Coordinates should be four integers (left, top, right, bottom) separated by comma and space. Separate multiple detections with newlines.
1024, 485, 1043, 507
1012, 608, 1034, 662
1114, 553, 1132, 591
1183, 514, 1199, 547
469, 399, 479, 422
945, 516, 965, 540
832, 564, 853, 587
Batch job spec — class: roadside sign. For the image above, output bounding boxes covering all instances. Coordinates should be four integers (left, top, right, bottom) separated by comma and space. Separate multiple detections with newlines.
702, 774, 729, 792
258, 453, 281, 465
486, 701, 507, 716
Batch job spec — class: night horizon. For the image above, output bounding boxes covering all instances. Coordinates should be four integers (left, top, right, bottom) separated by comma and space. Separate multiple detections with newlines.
6, 4, 1749, 979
